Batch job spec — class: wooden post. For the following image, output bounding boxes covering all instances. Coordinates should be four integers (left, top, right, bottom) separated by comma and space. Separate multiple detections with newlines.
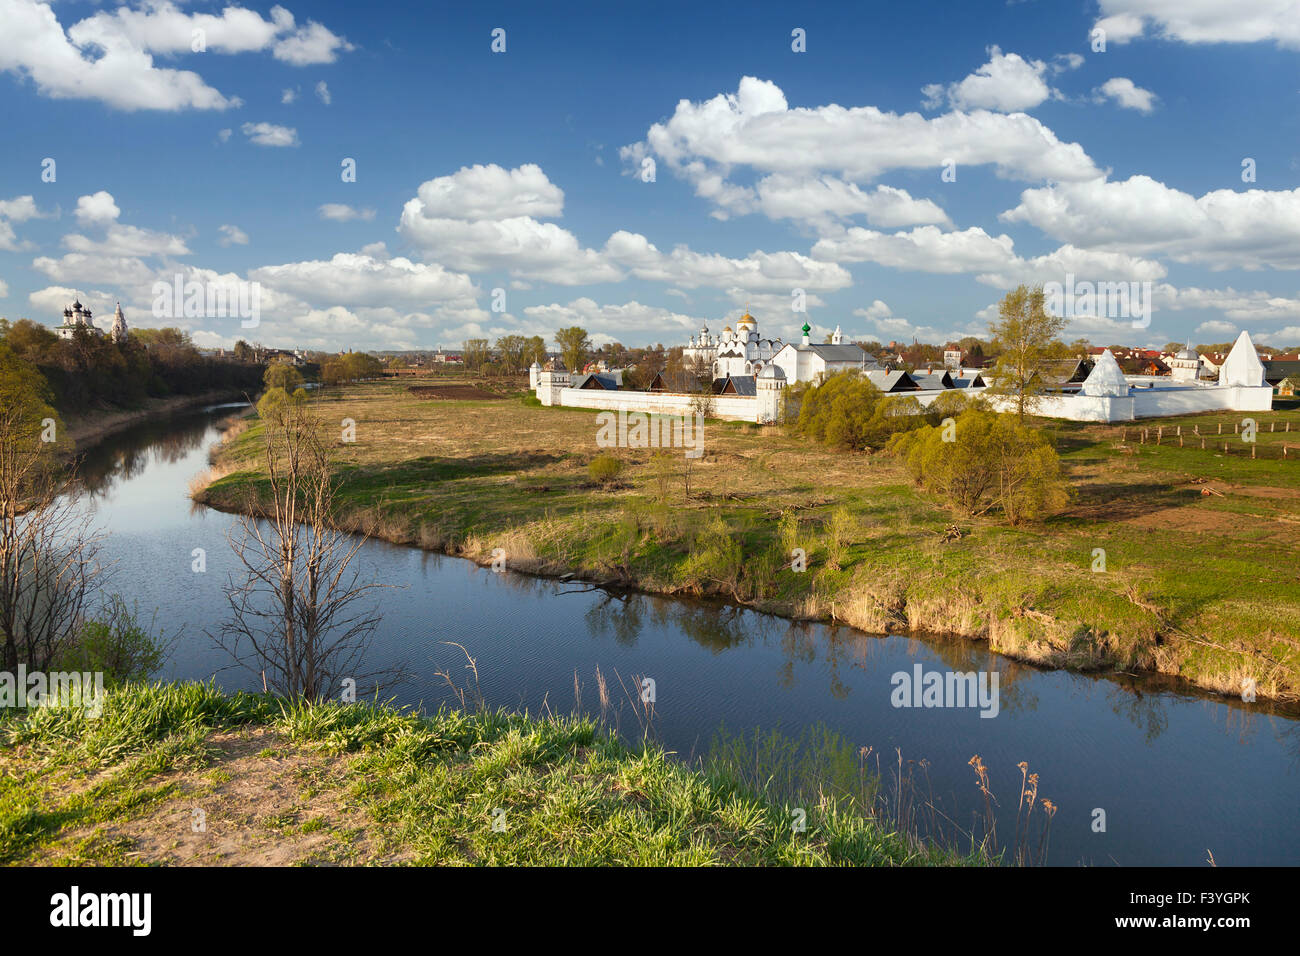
1201, 438, 1206, 450
1179, 435, 1184, 447
1252, 445, 1256, 459
1234, 422, 1239, 434
1218, 422, 1223, 434
1270, 421, 1275, 433
1194, 424, 1199, 436
1177, 425, 1182, 437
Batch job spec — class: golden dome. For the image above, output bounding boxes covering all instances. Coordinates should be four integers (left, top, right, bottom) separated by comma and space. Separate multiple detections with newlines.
736, 311, 756, 327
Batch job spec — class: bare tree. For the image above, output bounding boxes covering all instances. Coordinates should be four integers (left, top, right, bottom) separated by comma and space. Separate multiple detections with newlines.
216, 389, 385, 700
0, 352, 100, 672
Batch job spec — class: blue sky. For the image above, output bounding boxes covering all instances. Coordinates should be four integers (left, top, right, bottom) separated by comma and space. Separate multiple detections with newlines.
1, 0, 1299, 352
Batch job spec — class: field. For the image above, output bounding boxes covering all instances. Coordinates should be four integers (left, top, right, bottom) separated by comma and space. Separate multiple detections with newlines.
197, 381, 1300, 702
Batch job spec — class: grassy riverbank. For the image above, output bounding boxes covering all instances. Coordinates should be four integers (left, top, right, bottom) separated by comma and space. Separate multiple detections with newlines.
195, 381, 1300, 702
0, 682, 968, 866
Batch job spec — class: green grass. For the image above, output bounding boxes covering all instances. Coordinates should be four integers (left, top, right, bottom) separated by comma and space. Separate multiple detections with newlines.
0, 682, 975, 867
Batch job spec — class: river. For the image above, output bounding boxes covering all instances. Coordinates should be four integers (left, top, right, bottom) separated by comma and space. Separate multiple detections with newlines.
70, 403, 1300, 866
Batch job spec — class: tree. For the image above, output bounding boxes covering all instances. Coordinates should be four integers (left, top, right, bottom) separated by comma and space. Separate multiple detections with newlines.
524, 335, 547, 366
495, 335, 528, 374
986, 285, 1067, 421
216, 387, 384, 700
889, 408, 1068, 524
264, 361, 304, 391
462, 338, 490, 371
555, 326, 591, 372
0, 345, 99, 672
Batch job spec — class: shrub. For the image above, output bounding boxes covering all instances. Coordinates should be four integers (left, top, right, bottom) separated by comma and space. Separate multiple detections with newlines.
56, 596, 168, 684
588, 453, 623, 485
888, 408, 1068, 524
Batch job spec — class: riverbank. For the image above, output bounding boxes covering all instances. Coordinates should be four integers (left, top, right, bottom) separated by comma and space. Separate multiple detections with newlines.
194, 382, 1300, 704
65, 389, 251, 452
0, 682, 970, 866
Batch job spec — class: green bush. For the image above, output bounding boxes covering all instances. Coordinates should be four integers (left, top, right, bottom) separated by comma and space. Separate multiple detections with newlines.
888, 408, 1068, 524
588, 453, 623, 485
56, 596, 168, 684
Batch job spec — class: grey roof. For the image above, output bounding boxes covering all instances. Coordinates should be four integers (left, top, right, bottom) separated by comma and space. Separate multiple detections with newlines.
865, 369, 921, 392
572, 372, 619, 390
719, 374, 756, 396
794, 343, 874, 363
1263, 359, 1300, 384
908, 371, 954, 390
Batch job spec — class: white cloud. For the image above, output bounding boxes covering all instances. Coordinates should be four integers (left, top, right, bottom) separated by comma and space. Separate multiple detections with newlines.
0, 1, 350, 113
281, 87, 298, 104
1094, 77, 1158, 113
318, 204, 376, 222
621, 76, 1100, 223
74, 191, 121, 225
315, 80, 330, 105
217, 128, 232, 143
522, 298, 708, 339
741, 176, 951, 230
1093, 1, 1300, 50
0, 195, 42, 251
241, 122, 299, 147
604, 230, 852, 292
929, 47, 1055, 112
218, 224, 249, 246
812, 225, 1018, 274
1196, 319, 1239, 337
273, 19, 353, 65
411, 164, 565, 221
64, 224, 190, 257
1001, 176, 1300, 270
249, 252, 479, 311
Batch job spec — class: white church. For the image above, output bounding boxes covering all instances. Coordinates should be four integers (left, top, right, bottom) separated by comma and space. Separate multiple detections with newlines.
55, 299, 128, 343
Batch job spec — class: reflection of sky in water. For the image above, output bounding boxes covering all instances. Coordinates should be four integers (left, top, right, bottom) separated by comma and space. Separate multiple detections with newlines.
74, 407, 1300, 866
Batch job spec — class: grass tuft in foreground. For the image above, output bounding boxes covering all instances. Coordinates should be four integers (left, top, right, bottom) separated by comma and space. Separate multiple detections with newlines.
0, 682, 979, 867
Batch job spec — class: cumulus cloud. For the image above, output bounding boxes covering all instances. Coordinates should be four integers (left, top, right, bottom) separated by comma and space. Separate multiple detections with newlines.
315, 80, 331, 104
410, 164, 565, 221
1094, 77, 1158, 113
218, 224, 249, 246
281, 87, 298, 104
925, 47, 1055, 112
249, 252, 479, 311
1001, 176, 1300, 270
74, 191, 121, 225
1093, 0, 1300, 50
241, 122, 299, 147
620, 76, 1100, 223
0, 0, 350, 112
0, 194, 42, 251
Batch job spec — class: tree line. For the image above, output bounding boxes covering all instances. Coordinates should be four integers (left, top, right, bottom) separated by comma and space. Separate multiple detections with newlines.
0, 319, 264, 416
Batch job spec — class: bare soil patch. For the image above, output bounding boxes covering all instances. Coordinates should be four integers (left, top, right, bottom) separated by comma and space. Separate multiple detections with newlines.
48, 727, 403, 866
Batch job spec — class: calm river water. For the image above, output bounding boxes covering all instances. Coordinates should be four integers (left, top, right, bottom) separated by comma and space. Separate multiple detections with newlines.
71, 404, 1300, 866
